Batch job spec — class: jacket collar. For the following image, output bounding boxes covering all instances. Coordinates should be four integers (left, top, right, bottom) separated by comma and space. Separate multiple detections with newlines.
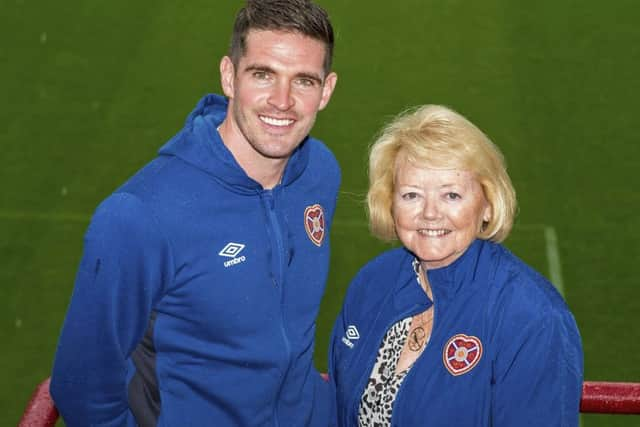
392, 249, 432, 312
426, 239, 493, 300
393, 239, 494, 310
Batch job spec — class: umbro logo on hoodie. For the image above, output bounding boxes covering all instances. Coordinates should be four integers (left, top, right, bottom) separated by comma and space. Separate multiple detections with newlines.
341, 325, 360, 349
219, 242, 247, 268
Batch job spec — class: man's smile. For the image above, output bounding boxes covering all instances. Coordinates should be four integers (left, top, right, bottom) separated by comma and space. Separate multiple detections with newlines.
259, 114, 295, 127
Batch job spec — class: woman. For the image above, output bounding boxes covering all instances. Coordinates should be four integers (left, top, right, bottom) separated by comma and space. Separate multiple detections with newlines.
329, 105, 583, 426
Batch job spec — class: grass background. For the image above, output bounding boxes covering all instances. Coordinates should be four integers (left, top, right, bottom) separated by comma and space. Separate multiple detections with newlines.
1, 1, 639, 425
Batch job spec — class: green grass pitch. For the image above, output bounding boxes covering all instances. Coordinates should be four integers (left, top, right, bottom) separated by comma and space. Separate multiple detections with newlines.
2, 1, 639, 425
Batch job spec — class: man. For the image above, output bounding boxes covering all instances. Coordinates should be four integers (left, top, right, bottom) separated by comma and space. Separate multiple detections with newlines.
50, 1, 339, 425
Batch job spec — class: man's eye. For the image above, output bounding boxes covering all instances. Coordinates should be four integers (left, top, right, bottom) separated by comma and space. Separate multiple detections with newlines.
296, 78, 315, 87
253, 71, 269, 79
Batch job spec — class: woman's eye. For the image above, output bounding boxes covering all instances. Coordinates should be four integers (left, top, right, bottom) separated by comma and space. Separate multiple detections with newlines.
446, 192, 461, 200
402, 192, 418, 200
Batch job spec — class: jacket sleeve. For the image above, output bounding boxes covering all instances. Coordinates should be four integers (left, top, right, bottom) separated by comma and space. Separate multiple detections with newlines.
492, 303, 583, 426
50, 193, 174, 426
327, 304, 346, 427
327, 268, 363, 427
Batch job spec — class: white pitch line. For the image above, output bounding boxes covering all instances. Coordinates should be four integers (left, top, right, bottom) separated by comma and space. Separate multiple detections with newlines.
542, 226, 580, 426
543, 225, 565, 296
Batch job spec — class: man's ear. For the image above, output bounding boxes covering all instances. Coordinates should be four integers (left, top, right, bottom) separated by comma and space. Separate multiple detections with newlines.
220, 56, 235, 98
318, 72, 338, 111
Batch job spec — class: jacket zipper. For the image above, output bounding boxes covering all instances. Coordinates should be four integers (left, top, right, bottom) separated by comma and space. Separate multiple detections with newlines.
390, 288, 438, 427
262, 190, 290, 427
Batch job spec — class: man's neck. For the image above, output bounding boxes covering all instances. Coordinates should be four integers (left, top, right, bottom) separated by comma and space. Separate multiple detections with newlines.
217, 121, 286, 190
238, 155, 285, 190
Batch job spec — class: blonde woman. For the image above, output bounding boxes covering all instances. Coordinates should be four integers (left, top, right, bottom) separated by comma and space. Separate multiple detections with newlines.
329, 105, 582, 426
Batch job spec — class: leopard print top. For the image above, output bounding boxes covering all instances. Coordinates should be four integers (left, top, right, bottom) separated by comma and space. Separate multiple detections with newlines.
357, 316, 413, 426
358, 259, 423, 426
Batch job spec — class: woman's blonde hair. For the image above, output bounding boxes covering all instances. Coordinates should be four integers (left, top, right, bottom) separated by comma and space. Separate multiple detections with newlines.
367, 104, 516, 243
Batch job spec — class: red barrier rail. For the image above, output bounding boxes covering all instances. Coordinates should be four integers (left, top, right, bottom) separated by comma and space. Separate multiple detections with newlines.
580, 381, 640, 414
18, 377, 58, 427
18, 378, 640, 426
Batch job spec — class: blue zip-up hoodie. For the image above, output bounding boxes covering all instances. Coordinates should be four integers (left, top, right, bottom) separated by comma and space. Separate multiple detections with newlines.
51, 94, 341, 427
329, 239, 583, 426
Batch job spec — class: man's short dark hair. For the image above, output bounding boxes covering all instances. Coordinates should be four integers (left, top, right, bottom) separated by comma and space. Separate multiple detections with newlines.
229, 0, 335, 76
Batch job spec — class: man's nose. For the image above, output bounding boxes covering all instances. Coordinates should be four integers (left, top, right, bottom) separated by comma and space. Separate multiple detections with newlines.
268, 81, 295, 111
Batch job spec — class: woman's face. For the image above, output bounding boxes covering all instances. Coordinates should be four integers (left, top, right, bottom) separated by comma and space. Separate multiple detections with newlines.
392, 159, 491, 270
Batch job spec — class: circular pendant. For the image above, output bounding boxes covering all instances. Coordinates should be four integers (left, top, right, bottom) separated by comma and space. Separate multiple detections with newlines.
408, 326, 426, 351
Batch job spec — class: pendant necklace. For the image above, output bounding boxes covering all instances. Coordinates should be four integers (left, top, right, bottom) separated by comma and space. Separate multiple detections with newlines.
408, 310, 433, 352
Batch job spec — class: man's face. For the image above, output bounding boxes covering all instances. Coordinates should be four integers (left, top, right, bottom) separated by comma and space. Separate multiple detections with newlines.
220, 29, 337, 162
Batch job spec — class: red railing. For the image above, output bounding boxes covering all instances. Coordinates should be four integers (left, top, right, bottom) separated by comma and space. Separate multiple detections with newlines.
18, 377, 58, 427
18, 378, 640, 426
580, 381, 640, 414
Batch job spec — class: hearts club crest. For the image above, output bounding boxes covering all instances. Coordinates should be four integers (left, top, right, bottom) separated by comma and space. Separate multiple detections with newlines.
304, 204, 325, 247
443, 334, 483, 376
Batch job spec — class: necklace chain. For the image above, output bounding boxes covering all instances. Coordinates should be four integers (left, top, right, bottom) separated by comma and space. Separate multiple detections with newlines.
408, 258, 434, 352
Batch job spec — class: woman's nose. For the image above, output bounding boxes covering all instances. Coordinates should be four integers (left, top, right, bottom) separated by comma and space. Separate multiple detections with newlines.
421, 198, 439, 220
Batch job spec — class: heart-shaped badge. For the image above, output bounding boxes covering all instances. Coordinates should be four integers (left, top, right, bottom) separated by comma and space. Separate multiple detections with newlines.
443, 334, 483, 376
304, 204, 325, 247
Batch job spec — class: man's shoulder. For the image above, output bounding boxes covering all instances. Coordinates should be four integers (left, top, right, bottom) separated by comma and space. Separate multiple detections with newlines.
87, 191, 163, 249
117, 155, 178, 193
296, 137, 341, 192
116, 152, 214, 207
306, 137, 340, 169
91, 155, 186, 228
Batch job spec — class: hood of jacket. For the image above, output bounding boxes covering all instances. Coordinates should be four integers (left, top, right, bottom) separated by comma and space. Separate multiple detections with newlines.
158, 94, 310, 194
